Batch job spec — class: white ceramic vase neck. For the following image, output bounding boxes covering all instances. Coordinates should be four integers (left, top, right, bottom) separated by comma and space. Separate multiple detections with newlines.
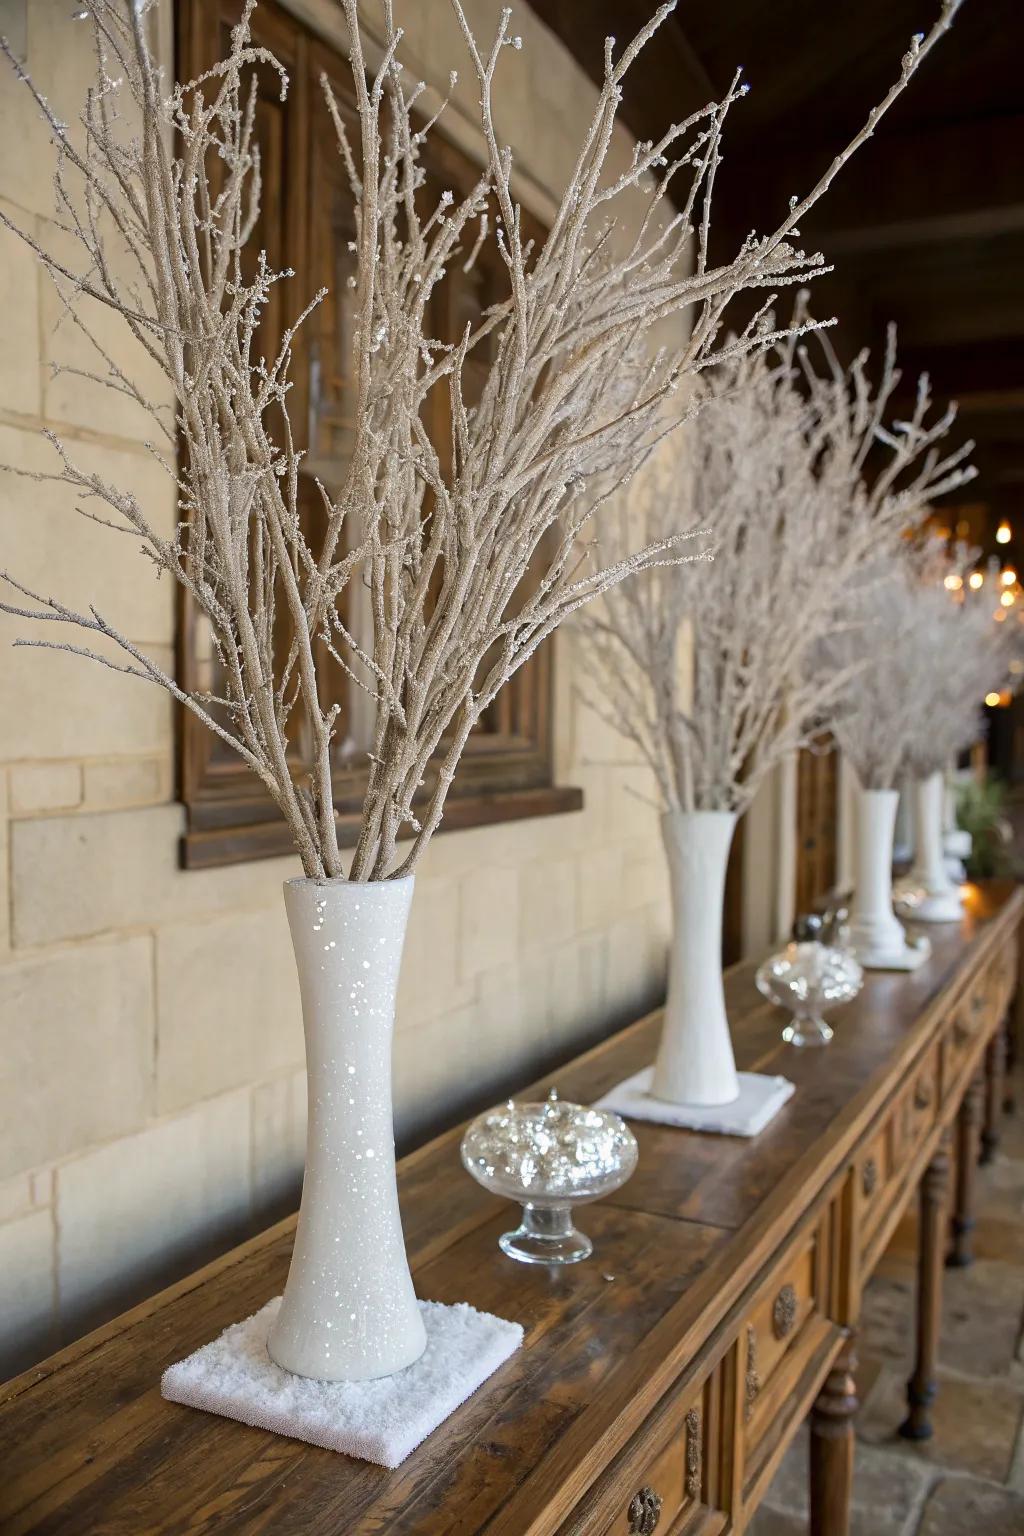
847, 787, 923, 969
268, 876, 426, 1383
651, 809, 740, 1107
909, 772, 964, 921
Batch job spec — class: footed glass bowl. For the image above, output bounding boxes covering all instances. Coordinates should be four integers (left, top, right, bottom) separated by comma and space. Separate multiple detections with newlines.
460, 1089, 638, 1264
756, 921, 863, 1047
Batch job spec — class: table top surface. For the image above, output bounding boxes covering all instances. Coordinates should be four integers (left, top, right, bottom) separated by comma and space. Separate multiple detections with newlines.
3, 880, 1019, 1536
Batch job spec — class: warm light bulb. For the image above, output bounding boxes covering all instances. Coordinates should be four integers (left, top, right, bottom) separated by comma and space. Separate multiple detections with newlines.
944, 573, 963, 591
1001, 568, 1016, 586
1001, 590, 1015, 607
986, 692, 1001, 706
997, 521, 1012, 544
994, 609, 1007, 622
969, 571, 984, 589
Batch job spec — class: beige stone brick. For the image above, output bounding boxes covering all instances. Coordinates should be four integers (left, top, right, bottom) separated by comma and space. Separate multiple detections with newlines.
576, 845, 625, 933
547, 931, 609, 1044
82, 756, 169, 810
605, 909, 667, 1024
156, 908, 303, 1115
396, 875, 476, 1030
0, 1170, 35, 1225
0, 935, 154, 1178
0, 205, 41, 417
458, 863, 519, 981
0, 423, 176, 646
0, 639, 173, 763
55, 1089, 252, 1336
9, 760, 82, 815
622, 851, 670, 914
11, 803, 297, 946
0, 1206, 56, 1378
251, 1070, 306, 1221
0, 769, 9, 957
519, 856, 578, 950
394, 1001, 486, 1145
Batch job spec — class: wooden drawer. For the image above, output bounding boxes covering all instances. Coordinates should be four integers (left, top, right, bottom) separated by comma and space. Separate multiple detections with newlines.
895, 1044, 939, 1160
943, 972, 994, 1097
857, 1118, 896, 1251
592, 1378, 708, 1536
742, 1218, 828, 1452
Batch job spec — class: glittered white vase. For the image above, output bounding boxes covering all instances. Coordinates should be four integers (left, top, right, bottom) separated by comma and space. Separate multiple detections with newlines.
267, 876, 426, 1383
908, 771, 964, 922
848, 787, 928, 971
651, 809, 740, 1107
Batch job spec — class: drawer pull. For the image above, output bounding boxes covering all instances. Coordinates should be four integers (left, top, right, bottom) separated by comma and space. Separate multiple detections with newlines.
772, 1283, 798, 1340
862, 1156, 879, 1198
627, 1485, 663, 1534
914, 1080, 932, 1112
745, 1323, 760, 1421
685, 1406, 702, 1499
953, 1021, 970, 1048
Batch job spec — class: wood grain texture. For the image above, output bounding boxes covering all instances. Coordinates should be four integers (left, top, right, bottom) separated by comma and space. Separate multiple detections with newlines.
2, 881, 1020, 1536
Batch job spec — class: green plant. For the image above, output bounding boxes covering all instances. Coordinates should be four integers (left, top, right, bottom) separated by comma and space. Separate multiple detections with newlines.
957, 776, 1014, 879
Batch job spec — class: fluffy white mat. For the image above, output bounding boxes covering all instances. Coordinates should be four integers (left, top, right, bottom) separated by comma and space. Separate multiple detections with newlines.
595, 1067, 795, 1137
161, 1296, 523, 1468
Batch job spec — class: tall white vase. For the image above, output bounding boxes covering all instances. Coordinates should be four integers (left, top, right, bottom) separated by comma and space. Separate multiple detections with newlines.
847, 787, 928, 970
268, 876, 427, 1383
908, 772, 964, 921
651, 809, 740, 1107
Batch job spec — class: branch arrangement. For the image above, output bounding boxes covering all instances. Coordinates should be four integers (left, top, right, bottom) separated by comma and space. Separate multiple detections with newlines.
578, 322, 975, 813
0, 0, 963, 878
820, 543, 1016, 789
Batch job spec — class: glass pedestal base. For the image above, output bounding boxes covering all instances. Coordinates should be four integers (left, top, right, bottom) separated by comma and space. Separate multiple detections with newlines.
499, 1204, 592, 1266
782, 1014, 834, 1048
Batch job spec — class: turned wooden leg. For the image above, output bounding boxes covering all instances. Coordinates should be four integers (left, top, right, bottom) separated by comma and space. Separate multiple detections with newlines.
810, 1331, 858, 1536
900, 1130, 951, 1440
982, 1024, 1008, 1162
949, 1073, 985, 1266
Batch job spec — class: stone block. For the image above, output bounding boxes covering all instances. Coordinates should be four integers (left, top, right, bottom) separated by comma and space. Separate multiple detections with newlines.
457, 863, 519, 980
0, 205, 40, 416
156, 908, 304, 1114
11, 803, 297, 946
0, 423, 176, 647
55, 1088, 252, 1337
918, 1478, 1024, 1535
576, 845, 624, 933
0, 1206, 56, 1379
396, 875, 476, 1030
0, 935, 154, 1178
519, 856, 578, 950
251, 1070, 306, 1221
9, 760, 82, 815
82, 756, 169, 810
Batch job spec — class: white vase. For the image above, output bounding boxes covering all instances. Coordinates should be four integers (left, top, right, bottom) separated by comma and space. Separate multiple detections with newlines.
908, 772, 964, 921
267, 876, 427, 1382
651, 809, 740, 1107
847, 787, 928, 970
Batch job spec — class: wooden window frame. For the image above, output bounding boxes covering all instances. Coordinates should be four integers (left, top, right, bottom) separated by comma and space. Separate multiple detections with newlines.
175, 0, 581, 870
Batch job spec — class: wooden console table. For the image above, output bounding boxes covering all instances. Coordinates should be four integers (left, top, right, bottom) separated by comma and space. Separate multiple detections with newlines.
3, 881, 1020, 1536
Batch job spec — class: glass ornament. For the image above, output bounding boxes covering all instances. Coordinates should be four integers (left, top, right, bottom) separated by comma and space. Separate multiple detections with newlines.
460, 1089, 638, 1264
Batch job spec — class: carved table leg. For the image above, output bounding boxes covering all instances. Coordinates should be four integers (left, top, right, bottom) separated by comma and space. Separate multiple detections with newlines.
899, 1129, 951, 1440
950, 1073, 985, 1266
982, 1025, 1008, 1163
810, 1331, 858, 1536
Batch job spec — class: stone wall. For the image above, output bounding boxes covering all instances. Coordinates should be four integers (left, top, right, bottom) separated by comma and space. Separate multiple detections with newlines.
0, 0, 684, 1378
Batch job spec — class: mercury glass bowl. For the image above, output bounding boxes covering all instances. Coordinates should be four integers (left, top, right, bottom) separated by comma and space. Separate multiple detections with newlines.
460, 1088, 638, 1264
756, 915, 864, 1048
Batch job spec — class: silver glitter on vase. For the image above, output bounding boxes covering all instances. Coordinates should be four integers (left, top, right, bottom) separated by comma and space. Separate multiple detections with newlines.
268, 876, 426, 1382
460, 1090, 638, 1264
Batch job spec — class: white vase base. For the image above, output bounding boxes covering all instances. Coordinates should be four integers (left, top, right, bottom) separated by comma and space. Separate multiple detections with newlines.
162, 1296, 523, 1468
850, 934, 931, 971
595, 1067, 794, 1138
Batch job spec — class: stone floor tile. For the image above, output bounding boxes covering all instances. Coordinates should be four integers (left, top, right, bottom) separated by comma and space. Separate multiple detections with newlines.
858, 1368, 1024, 1483
747, 1508, 804, 1536
915, 1475, 1024, 1535
757, 1426, 928, 1536
858, 1259, 1024, 1379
